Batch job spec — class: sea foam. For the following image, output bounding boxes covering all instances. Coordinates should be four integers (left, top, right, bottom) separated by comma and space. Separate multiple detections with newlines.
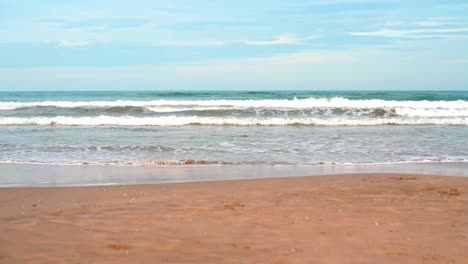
0, 115, 467, 126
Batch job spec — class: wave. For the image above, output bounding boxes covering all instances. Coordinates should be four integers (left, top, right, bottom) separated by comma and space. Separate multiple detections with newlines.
145, 106, 236, 113
0, 144, 177, 152
1, 115, 467, 126
3, 105, 467, 118
1, 97, 468, 110
393, 107, 468, 117
1, 158, 466, 167
144, 106, 468, 117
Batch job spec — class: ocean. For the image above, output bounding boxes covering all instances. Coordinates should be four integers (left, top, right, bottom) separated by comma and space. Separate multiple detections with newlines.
0, 90, 467, 166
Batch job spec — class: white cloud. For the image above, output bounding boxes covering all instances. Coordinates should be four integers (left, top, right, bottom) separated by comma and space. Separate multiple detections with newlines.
382, 17, 466, 28
57, 40, 90, 48
242, 34, 320, 46
351, 28, 468, 38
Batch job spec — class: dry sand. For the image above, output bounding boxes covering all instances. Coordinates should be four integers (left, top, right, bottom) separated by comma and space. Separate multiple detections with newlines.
0, 173, 467, 264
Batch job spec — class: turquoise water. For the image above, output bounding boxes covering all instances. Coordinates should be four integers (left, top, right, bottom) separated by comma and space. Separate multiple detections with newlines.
0, 90, 467, 165
1, 90, 467, 102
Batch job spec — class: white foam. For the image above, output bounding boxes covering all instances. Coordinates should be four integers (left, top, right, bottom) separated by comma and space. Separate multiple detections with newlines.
145, 106, 235, 112
0, 115, 467, 126
0, 158, 467, 167
393, 107, 468, 117
1, 97, 468, 110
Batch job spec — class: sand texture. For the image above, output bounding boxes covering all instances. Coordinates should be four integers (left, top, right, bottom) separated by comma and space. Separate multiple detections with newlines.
1, 173, 467, 263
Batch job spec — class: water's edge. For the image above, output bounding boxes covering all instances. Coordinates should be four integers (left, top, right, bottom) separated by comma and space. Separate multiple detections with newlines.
1, 162, 467, 187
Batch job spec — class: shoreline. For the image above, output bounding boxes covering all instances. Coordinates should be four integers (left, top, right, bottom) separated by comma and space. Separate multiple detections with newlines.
1, 162, 467, 187
1, 173, 467, 263
1, 159, 468, 166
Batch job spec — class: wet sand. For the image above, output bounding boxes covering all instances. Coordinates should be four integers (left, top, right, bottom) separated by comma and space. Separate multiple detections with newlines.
0, 173, 467, 263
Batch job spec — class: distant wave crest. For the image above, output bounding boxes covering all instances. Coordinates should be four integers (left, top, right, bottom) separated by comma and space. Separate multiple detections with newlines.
1, 97, 468, 110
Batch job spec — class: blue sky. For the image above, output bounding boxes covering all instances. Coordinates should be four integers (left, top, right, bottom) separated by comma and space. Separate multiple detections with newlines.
0, 0, 467, 90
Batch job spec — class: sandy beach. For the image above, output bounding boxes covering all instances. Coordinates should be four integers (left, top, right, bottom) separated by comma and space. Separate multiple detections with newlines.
0, 173, 467, 263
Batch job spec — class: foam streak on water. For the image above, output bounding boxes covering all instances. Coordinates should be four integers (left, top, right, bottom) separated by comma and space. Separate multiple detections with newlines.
0, 115, 467, 126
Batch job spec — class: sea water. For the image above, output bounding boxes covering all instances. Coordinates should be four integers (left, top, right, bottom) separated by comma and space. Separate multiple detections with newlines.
0, 90, 467, 166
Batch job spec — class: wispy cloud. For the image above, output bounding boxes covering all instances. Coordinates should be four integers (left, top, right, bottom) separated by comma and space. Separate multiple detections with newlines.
383, 17, 464, 28
40, 18, 149, 30
351, 27, 468, 38
1, 0, 467, 91
438, 59, 468, 65
383, 21, 403, 27
414, 20, 446, 27
157, 34, 319, 47
57, 40, 90, 48
0, 50, 352, 90
242, 34, 320, 46
158, 40, 226, 46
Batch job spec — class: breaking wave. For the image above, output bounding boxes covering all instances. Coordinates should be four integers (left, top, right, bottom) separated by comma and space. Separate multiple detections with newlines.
1, 97, 468, 110
1, 97, 467, 126
0, 115, 467, 126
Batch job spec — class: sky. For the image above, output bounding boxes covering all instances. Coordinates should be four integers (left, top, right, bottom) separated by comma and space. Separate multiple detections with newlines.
0, 0, 467, 91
